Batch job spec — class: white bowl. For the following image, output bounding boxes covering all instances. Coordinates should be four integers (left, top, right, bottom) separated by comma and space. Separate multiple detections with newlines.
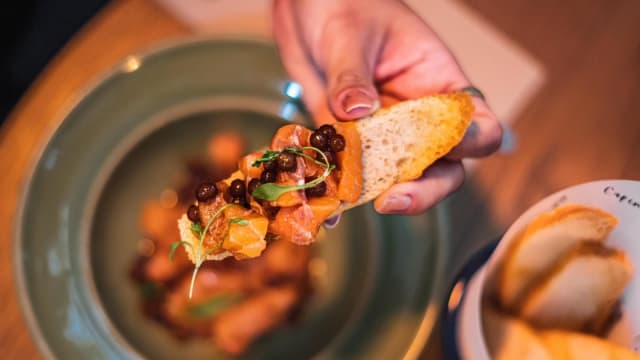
454, 179, 640, 359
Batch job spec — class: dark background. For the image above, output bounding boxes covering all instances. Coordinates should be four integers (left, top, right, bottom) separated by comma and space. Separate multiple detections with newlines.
1, 0, 108, 123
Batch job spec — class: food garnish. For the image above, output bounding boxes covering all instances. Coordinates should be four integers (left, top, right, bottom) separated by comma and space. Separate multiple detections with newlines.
251, 146, 335, 201
172, 203, 237, 298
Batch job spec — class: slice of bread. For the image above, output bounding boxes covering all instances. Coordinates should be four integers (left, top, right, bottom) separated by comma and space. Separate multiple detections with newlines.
518, 241, 632, 332
539, 329, 640, 360
178, 214, 232, 262
335, 93, 473, 213
482, 306, 553, 360
178, 94, 473, 261
498, 205, 618, 310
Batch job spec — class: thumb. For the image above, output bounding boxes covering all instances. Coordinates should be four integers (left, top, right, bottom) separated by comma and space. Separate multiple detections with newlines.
319, 18, 381, 120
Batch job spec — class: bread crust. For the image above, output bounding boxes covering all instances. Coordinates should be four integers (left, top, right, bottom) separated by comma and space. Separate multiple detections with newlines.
334, 93, 473, 214
497, 205, 618, 310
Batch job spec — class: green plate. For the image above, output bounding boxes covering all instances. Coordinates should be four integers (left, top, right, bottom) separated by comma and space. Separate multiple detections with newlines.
15, 38, 450, 359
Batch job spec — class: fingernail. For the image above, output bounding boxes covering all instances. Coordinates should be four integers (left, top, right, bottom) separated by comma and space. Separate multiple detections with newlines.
341, 89, 376, 115
323, 214, 342, 229
380, 194, 412, 213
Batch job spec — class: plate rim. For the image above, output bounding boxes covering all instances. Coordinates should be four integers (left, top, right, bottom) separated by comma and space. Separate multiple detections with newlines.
13, 35, 286, 360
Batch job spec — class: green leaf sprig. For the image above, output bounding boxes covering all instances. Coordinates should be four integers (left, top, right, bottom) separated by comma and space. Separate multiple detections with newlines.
190, 222, 204, 237
171, 203, 236, 298
229, 217, 249, 226
251, 146, 335, 201
251, 150, 280, 168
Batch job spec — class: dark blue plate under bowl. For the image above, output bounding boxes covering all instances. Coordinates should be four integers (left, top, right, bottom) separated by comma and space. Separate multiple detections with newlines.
441, 241, 499, 360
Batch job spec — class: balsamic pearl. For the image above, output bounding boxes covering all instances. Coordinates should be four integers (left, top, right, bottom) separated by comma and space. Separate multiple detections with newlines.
187, 204, 200, 223
318, 124, 336, 138
229, 179, 246, 199
260, 170, 277, 183
195, 182, 217, 202
328, 134, 346, 152
276, 151, 297, 172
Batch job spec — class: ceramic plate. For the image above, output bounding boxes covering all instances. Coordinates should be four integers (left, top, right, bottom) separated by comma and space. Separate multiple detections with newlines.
15, 38, 450, 359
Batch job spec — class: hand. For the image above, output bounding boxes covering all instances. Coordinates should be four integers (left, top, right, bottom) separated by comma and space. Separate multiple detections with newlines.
273, 0, 503, 215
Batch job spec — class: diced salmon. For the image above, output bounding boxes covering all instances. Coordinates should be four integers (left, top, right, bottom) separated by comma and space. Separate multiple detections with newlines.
333, 122, 363, 202
271, 155, 306, 208
223, 215, 268, 259
218, 206, 268, 259
320, 170, 338, 199
187, 122, 359, 253
269, 204, 315, 245
272, 190, 304, 208
270, 124, 311, 150
307, 197, 341, 230
238, 152, 263, 179
268, 197, 340, 245
251, 125, 311, 207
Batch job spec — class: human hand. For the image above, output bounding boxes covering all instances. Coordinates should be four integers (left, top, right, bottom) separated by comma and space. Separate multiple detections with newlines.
273, 0, 503, 215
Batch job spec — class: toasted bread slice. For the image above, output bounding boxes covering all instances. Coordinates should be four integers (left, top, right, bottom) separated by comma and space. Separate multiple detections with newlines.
498, 205, 618, 310
178, 94, 473, 261
483, 306, 553, 360
539, 329, 640, 360
178, 214, 232, 261
518, 241, 632, 332
334, 93, 473, 213
521, 243, 632, 332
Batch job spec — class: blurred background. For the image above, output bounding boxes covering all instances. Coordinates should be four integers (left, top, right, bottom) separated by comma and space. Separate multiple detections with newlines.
1, 0, 639, 358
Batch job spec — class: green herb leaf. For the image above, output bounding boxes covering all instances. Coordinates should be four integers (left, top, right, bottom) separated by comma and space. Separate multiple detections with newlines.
251, 150, 281, 167
252, 146, 335, 201
285, 147, 326, 167
229, 218, 249, 226
169, 241, 192, 261
190, 222, 204, 238
186, 293, 243, 318
188, 203, 236, 299
251, 182, 296, 201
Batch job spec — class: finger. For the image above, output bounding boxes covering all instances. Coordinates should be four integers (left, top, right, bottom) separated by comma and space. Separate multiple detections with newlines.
316, 15, 382, 120
272, 0, 330, 122
374, 160, 465, 215
446, 96, 503, 159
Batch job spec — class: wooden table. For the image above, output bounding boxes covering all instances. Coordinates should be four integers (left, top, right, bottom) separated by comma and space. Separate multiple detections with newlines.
1, 0, 638, 358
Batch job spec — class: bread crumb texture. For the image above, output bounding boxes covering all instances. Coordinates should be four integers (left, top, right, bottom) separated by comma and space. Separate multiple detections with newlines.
342, 93, 473, 210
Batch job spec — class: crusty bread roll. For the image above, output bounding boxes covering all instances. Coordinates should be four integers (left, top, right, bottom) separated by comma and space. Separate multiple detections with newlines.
518, 241, 632, 332
539, 329, 640, 360
498, 205, 618, 310
483, 306, 553, 360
